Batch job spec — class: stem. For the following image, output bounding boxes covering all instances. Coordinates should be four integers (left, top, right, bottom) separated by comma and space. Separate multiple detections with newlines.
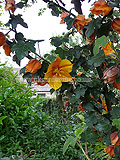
89, 45, 112, 112
33, 52, 50, 64
77, 140, 91, 160
37, 42, 41, 56
43, 0, 75, 17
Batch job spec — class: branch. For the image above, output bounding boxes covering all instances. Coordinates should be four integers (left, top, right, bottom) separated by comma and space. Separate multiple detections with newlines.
43, 0, 75, 16
89, 45, 112, 113
71, 0, 83, 14
77, 140, 91, 160
33, 52, 50, 64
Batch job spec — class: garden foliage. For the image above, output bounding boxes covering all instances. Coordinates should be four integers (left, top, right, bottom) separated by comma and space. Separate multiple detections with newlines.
1, 0, 120, 159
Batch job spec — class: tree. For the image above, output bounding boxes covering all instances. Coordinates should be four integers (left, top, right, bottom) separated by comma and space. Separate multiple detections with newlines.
1, 0, 120, 159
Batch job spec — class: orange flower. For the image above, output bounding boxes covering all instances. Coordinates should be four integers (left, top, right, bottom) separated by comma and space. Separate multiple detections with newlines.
86, 31, 96, 45
25, 59, 41, 74
102, 41, 115, 56
110, 132, 119, 146
60, 12, 69, 24
73, 15, 92, 34
102, 66, 119, 83
78, 103, 85, 111
90, 0, 112, 16
104, 145, 115, 157
0, 32, 6, 47
99, 96, 108, 112
112, 18, 120, 34
114, 80, 120, 90
3, 43, 12, 56
44, 56, 73, 90
104, 132, 120, 157
5, 0, 16, 13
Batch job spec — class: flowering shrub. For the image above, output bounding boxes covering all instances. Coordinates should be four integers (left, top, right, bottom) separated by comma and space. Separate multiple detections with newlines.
1, 0, 120, 159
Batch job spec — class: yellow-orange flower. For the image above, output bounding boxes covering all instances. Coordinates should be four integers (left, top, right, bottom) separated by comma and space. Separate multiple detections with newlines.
102, 41, 115, 56
60, 12, 69, 24
104, 145, 115, 157
0, 32, 6, 47
25, 59, 41, 74
99, 96, 108, 112
102, 66, 119, 83
104, 132, 120, 157
3, 43, 12, 56
44, 56, 73, 90
73, 15, 92, 34
5, 0, 16, 13
112, 18, 120, 34
90, 0, 112, 16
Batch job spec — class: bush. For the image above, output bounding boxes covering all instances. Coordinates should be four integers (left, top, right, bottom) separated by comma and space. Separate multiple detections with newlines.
0, 65, 81, 159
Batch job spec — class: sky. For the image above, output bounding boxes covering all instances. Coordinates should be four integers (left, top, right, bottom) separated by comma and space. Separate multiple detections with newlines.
0, 0, 94, 68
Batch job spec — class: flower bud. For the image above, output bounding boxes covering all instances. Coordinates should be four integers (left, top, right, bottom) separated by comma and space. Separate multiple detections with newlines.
86, 31, 96, 45
104, 145, 114, 157
102, 66, 119, 83
112, 18, 120, 34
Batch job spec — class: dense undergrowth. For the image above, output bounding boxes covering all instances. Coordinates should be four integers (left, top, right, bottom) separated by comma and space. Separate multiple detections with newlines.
0, 65, 83, 160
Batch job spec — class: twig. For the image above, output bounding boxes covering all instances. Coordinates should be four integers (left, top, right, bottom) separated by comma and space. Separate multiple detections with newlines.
37, 42, 41, 56
77, 140, 91, 160
23, 150, 35, 160
34, 52, 50, 64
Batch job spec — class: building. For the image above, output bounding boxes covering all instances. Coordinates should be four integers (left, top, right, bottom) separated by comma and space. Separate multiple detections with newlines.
13, 68, 56, 98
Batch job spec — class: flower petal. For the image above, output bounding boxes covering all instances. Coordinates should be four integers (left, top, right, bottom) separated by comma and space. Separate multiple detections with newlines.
59, 59, 73, 73
48, 77, 62, 91
46, 56, 61, 73
59, 70, 72, 82
25, 59, 41, 74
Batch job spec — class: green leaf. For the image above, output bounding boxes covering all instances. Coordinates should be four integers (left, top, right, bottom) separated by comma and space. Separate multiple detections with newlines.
93, 35, 109, 55
74, 86, 86, 99
85, 20, 95, 38
8, 14, 28, 29
75, 128, 84, 138
114, 146, 120, 159
44, 54, 56, 62
12, 41, 29, 60
90, 50, 105, 67
63, 136, 77, 155
76, 114, 84, 121
108, 0, 119, 8
16, 2, 25, 9
20, 67, 26, 74
55, 47, 68, 59
116, 76, 120, 84
23, 72, 32, 85
86, 18, 101, 38
112, 118, 120, 130
50, 37, 68, 47
83, 102, 94, 112
95, 119, 111, 132
15, 32, 24, 41
12, 55, 21, 66
111, 107, 120, 119
25, 41, 36, 53
0, 116, 7, 125
64, 16, 75, 30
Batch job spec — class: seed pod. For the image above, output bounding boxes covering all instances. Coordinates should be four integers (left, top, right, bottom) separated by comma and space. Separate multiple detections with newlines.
102, 66, 119, 83
112, 18, 120, 34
